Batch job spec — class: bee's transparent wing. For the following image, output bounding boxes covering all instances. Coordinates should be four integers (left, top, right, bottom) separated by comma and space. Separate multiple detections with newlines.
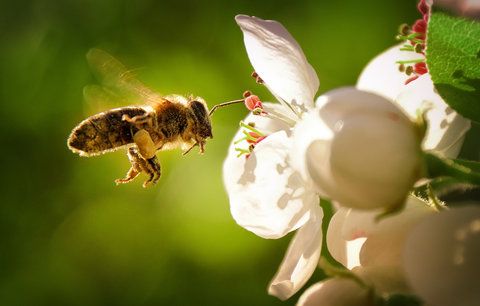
86, 48, 166, 107
83, 84, 131, 114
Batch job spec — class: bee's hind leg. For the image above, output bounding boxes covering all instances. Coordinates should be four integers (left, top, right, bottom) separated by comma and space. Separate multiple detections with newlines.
115, 147, 161, 187
115, 147, 142, 185
144, 156, 161, 187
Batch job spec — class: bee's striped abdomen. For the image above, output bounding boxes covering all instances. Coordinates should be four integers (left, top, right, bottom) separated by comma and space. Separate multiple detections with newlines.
68, 107, 147, 156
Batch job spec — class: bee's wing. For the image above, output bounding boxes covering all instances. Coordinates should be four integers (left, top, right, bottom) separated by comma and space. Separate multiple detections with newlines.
82, 84, 131, 114
86, 48, 167, 107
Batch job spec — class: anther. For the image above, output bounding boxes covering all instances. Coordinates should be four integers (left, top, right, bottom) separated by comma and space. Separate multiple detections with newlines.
399, 64, 406, 73
251, 71, 264, 84
414, 43, 424, 53
243, 90, 252, 98
405, 66, 414, 76
253, 108, 263, 115
248, 122, 255, 128
398, 23, 410, 36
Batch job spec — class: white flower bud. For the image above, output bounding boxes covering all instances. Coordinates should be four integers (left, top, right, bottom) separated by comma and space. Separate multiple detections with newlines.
300, 88, 422, 209
297, 278, 375, 306
403, 205, 480, 306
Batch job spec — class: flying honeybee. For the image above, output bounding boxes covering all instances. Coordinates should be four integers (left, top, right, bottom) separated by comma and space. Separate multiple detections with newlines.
68, 49, 243, 187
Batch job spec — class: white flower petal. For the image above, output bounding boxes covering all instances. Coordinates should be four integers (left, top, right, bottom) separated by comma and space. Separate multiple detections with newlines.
356, 197, 433, 294
328, 197, 435, 294
356, 43, 421, 101
268, 206, 323, 300
356, 44, 471, 158
359, 200, 434, 268
290, 110, 334, 183
340, 209, 379, 241
224, 130, 317, 239
396, 74, 471, 158
327, 207, 369, 269
326, 208, 349, 267
297, 278, 375, 306
308, 88, 421, 210
404, 205, 480, 306
235, 15, 319, 108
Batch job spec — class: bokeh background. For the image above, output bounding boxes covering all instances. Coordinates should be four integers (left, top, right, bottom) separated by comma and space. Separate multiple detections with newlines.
1, 0, 478, 305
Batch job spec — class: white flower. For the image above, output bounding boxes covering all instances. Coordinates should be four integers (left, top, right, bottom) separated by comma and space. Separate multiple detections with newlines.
403, 205, 480, 306
297, 278, 375, 306
323, 43, 473, 297
357, 44, 471, 158
293, 88, 423, 210
326, 196, 435, 294
224, 14, 430, 300
223, 15, 323, 300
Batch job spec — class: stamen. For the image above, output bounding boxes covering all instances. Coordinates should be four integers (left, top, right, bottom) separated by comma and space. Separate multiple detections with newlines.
396, 59, 425, 65
239, 121, 265, 136
235, 121, 268, 159
414, 43, 424, 53
405, 65, 414, 76
398, 23, 410, 36
234, 136, 248, 144
235, 148, 251, 158
241, 130, 259, 143
397, 0, 430, 85
251, 71, 264, 84
400, 45, 415, 52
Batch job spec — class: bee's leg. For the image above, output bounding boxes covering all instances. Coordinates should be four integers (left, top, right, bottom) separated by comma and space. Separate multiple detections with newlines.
114, 147, 161, 187
132, 129, 163, 186
122, 113, 151, 125
143, 156, 161, 187
115, 147, 143, 185
199, 141, 205, 154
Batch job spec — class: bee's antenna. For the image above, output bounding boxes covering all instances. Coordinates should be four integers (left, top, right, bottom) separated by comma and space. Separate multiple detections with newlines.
208, 99, 245, 116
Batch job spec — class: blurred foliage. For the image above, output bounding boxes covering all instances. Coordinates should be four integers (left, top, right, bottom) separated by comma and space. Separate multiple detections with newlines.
0, 0, 477, 305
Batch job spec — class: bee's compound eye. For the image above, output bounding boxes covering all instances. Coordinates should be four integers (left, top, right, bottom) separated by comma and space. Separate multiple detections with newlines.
189, 100, 212, 139
190, 101, 208, 120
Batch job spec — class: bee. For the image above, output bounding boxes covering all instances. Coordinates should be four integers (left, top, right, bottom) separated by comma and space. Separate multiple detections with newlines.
68, 49, 243, 187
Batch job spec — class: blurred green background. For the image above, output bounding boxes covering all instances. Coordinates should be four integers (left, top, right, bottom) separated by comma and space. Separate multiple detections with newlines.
0, 1, 477, 305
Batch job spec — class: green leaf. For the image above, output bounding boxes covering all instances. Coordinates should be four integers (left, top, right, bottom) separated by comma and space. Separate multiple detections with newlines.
414, 176, 475, 198
426, 10, 480, 123
424, 152, 480, 185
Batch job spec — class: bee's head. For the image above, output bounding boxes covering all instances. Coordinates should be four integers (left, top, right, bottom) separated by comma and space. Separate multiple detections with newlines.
188, 98, 213, 139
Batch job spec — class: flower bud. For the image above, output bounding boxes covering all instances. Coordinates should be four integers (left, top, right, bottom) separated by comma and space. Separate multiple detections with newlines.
300, 88, 422, 210
403, 205, 480, 306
